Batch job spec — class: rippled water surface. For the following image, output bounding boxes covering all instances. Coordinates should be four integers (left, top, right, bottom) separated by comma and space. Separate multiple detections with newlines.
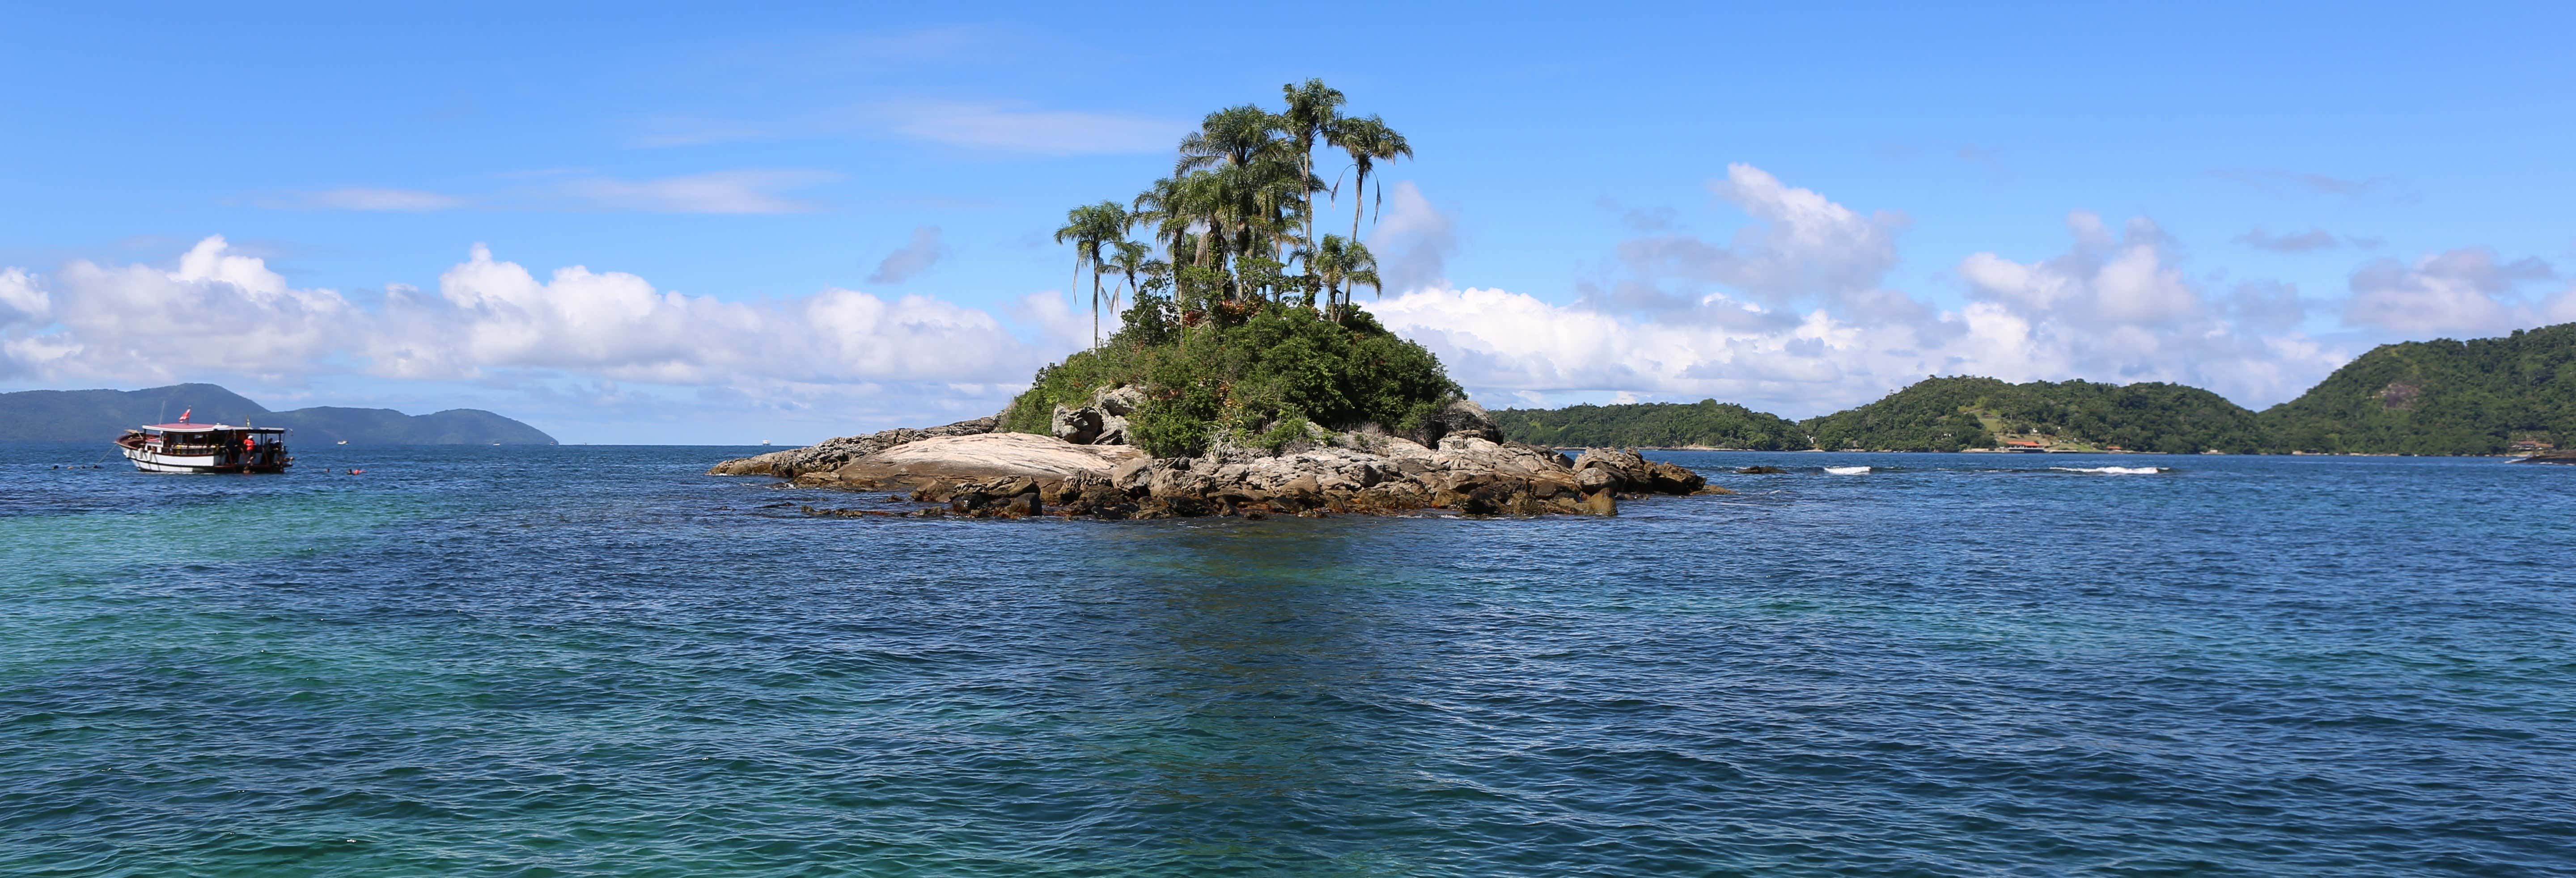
4, 444, 2573, 876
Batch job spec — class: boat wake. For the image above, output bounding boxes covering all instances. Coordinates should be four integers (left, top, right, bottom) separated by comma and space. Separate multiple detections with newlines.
2051, 465, 2166, 475
1824, 465, 1873, 475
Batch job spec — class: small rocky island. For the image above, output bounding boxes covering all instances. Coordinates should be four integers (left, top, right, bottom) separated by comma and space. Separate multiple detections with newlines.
709, 397, 1722, 519
712, 81, 1723, 519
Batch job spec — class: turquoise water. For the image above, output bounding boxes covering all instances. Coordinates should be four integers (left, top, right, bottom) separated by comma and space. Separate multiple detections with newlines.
4, 444, 2572, 876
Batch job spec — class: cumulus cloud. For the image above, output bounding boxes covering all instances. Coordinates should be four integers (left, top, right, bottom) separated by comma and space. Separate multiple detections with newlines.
0, 237, 1049, 393
2342, 248, 2558, 336
1367, 181, 1457, 294
3, 237, 359, 383
1615, 163, 1909, 307
1366, 172, 2362, 415
866, 226, 947, 285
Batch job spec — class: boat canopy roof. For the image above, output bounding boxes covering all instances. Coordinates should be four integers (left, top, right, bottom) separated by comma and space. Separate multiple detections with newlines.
137, 423, 287, 434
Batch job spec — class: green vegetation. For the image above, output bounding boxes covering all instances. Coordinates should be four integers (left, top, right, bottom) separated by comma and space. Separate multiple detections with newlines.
1491, 400, 1807, 450
1494, 324, 2576, 455
1004, 81, 1457, 457
1799, 377, 2272, 453
1495, 377, 2271, 453
2262, 322, 2576, 454
1002, 295, 1456, 457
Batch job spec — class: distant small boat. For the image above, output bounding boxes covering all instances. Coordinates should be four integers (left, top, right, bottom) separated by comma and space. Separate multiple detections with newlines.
336, 440, 348, 445
761, 439, 773, 446
114, 409, 290, 473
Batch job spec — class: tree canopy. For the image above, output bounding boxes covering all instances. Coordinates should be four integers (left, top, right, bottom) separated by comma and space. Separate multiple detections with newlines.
1492, 322, 2576, 456
1003, 82, 1454, 457
2262, 322, 2576, 454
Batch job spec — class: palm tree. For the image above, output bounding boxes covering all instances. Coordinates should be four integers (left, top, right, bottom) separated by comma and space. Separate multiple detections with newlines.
1054, 201, 1129, 347
1329, 115, 1413, 244
1106, 239, 1149, 324
1309, 234, 1381, 317
1279, 79, 1345, 274
1176, 105, 1284, 175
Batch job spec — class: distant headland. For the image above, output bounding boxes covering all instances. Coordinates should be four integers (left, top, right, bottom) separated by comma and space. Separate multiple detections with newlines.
1494, 321, 2576, 456
0, 383, 557, 445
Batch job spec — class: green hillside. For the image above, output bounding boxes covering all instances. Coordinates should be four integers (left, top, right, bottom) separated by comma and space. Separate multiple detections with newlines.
1497, 378, 2274, 453
2261, 322, 2576, 455
1490, 400, 1807, 449
0, 384, 268, 443
1802, 377, 2273, 453
0, 384, 557, 445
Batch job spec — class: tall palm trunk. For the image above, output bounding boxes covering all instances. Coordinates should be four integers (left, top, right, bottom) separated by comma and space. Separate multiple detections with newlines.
1073, 263, 1089, 348
1350, 165, 1368, 246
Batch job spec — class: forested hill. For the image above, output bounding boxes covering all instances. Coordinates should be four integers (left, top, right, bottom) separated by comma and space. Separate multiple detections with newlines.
1801, 378, 2272, 453
0, 383, 558, 445
2260, 322, 2576, 455
1494, 324, 2576, 455
1489, 400, 1808, 449
1496, 378, 2271, 453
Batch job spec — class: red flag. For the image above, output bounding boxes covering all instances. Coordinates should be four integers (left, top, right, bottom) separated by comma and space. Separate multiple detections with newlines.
179, 408, 192, 423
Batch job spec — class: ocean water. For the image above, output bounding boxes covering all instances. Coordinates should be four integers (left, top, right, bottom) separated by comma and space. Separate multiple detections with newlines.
4, 443, 2572, 877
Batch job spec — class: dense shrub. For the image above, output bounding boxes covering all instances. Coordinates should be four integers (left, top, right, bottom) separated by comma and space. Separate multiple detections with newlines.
1000, 294, 1461, 457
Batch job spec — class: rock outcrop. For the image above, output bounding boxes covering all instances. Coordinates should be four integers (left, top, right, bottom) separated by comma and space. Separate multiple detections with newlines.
739, 420, 1726, 520
1046, 384, 1147, 447
1405, 398, 1506, 446
706, 415, 997, 477
2516, 449, 2576, 464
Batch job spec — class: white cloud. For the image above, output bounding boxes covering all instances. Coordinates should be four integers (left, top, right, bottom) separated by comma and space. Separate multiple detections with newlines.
2, 237, 1051, 394
0, 268, 47, 321
1368, 174, 2362, 415
1367, 181, 1456, 295
2342, 247, 2557, 336
8, 236, 360, 383
554, 170, 838, 214
1614, 163, 1908, 308
866, 226, 946, 285
286, 187, 469, 211
1013, 288, 1119, 351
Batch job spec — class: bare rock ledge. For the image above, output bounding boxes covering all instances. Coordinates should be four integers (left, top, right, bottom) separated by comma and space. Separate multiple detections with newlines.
711, 416, 1728, 520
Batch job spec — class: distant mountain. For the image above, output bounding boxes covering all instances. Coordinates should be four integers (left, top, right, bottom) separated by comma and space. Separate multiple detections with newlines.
1802, 377, 2273, 453
0, 383, 557, 445
2260, 322, 2576, 455
1491, 400, 1808, 449
1495, 324, 2576, 455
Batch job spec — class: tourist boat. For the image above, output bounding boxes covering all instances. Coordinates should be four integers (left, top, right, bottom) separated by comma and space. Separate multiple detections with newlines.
114, 409, 291, 473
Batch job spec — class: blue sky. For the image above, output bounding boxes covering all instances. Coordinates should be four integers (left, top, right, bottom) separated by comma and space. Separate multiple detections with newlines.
4, 3, 2572, 443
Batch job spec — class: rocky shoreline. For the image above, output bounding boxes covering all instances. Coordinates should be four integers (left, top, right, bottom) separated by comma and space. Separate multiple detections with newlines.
710, 399, 1727, 519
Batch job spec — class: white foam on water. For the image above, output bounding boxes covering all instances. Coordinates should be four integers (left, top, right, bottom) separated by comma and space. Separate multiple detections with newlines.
1824, 465, 1872, 475
2051, 465, 2165, 475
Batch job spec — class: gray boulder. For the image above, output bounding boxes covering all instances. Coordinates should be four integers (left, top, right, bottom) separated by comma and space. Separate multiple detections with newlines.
1095, 384, 1145, 416
1051, 405, 1105, 445
1407, 398, 1504, 445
